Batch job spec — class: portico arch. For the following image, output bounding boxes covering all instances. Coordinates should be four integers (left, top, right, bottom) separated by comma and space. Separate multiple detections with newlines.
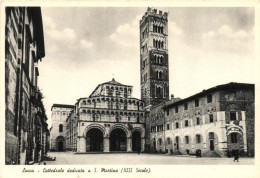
86, 128, 103, 151
109, 128, 127, 151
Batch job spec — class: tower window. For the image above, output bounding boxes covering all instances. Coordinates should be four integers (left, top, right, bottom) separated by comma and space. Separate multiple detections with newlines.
153, 39, 164, 49
230, 112, 236, 121
59, 124, 63, 132
156, 70, 163, 79
156, 86, 164, 98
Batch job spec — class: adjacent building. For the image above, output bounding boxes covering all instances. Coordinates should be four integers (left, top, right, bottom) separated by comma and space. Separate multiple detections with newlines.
50, 104, 74, 151
149, 83, 254, 157
5, 7, 48, 164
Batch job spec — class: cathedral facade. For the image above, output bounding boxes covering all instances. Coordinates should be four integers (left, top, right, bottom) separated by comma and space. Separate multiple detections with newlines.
53, 79, 145, 153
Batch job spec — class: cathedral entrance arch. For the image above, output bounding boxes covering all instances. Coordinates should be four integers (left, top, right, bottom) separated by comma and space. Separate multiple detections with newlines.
56, 136, 65, 151
132, 131, 141, 151
86, 128, 103, 151
110, 128, 127, 151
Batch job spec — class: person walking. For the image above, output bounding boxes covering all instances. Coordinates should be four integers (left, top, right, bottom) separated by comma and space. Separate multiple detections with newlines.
138, 145, 141, 155
233, 150, 239, 162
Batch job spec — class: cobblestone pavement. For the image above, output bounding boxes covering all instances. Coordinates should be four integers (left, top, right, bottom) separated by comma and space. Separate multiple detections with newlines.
43, 152, 254, 165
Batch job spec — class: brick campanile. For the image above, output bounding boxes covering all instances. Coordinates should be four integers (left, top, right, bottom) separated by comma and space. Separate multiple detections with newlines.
140, 8, 169, 107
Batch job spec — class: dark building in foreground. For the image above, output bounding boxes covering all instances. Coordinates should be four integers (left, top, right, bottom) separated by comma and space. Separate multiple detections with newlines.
5, 7, 49, 164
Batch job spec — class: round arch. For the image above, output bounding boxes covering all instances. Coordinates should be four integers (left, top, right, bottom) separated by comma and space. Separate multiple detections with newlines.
83, 124, 106, 137
109, 128, 127, 151
86, 128, 104, 151
56, 136, 65, 151
109, 124, 130, 137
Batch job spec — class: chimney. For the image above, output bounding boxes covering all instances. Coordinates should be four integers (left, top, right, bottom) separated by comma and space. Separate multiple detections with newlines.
171, 94, 174, 100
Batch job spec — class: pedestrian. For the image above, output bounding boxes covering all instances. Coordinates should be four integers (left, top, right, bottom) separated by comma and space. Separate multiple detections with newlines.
138, 146, 141, 155
233, 150, 239, 162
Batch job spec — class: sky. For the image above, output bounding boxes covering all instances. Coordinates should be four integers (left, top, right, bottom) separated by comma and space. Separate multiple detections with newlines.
38, 7, 255, 127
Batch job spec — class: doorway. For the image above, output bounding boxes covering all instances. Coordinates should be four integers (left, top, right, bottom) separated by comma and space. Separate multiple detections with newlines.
132, 131, 141, 151
175, 136, 180, 151
56, 136, 65, 151
110, 128, 126, 151
210, 140, 215, 150
86, 128, 103, 151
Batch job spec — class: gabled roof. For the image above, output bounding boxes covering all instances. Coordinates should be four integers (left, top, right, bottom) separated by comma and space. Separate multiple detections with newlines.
89, 78, 132, 97
163, 82, 254, 109
103, 78, 123, 85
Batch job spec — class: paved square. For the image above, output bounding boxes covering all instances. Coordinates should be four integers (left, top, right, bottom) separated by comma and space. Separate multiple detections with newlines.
44, 152, 254, 165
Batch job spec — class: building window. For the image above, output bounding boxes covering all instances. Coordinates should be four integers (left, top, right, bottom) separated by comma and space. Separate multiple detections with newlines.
59, 124, 63, 132
124, 102, 127, 110
166, 109, 169, 116
185, 136, 189, 144
230, 133, 238, 143
176, 122, 179, 129
167, 124, 170, 130
167, 138, 171, 144
206, 114, 213, 123
209, 132, 214, 139
116, 116, 119, 122
196, 135, 201, 144
175, 106, 178, 113
185, 120, 188, 127
196, 117, 200, 125
184, 103, 188, 110
156, 86, 164, 98
159, 138, 162, 145
230, 112, 236, 121
195, 99, 199, 107
207, 94, 212, 103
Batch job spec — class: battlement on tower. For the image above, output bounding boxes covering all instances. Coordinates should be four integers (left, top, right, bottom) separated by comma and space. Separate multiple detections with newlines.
140, 7, 168, 24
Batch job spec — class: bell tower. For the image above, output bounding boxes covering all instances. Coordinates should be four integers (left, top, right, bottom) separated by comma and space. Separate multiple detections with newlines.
140, 8, 169, 107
